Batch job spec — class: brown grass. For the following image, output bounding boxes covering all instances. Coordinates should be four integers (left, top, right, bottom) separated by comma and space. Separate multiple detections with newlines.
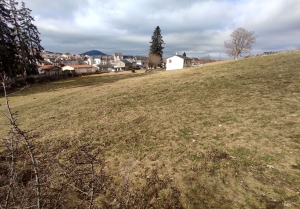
1, 51, 300, 208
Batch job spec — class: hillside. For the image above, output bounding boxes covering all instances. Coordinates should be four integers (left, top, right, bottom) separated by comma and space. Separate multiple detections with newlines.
80, 50, 107, 56
1, 51, 300, 208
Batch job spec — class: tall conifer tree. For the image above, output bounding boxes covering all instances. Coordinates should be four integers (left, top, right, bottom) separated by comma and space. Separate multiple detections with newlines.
18, 1, 43, 75
0, 0, 43, 77
149, 26, 165, 59
0, 0, 16, 76
9, 0, 26, 75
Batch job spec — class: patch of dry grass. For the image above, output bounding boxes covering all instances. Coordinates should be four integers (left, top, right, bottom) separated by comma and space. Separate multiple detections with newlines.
1, 51, 300, 208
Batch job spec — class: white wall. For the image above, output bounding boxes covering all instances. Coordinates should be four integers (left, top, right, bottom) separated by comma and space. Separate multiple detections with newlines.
62, 66, 75, 71
75, 68, 87, 74
93, 58, 101, 65
166, 56, 184, 70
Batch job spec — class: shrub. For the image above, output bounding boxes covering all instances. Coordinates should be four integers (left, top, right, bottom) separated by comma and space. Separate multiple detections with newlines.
25, 76, 36, 84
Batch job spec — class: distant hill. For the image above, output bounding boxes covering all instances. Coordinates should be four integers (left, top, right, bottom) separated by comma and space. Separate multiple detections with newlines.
44, 51, 62, 55
80, 50, 107, 56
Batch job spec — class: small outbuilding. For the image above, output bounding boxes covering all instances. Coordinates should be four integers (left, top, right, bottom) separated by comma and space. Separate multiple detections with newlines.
166, 55, 192, 71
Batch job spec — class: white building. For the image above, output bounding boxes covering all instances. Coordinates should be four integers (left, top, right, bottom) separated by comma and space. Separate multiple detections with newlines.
166, 55, 192, 71
62, 65, 98, 74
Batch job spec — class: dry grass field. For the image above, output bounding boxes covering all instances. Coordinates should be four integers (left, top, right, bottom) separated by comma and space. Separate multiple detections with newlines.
1, 51, 300, 208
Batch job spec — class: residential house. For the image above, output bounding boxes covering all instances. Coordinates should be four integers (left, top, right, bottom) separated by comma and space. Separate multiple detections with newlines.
38, 65, 62, 76
41, 60, 54, 65
85, 56, 94, 66
115, 59, 133, 70
97, 63, 115, 72
92, 56, 101, 65
62, 59, 80, 65
192, 58, 201, 66
61, 65, 98, 75
113, 53, 123, 63
162, 58, 167, 69
135, 56, 147, 68
61, 53, 72, 59
166, 55, 193, 70
125, 57, 137, 69
40, 51, 61, 60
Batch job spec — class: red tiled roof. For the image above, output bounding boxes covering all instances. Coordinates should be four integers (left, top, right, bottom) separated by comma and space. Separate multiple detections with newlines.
66, 65, 95, 69
38, 65, 57, 70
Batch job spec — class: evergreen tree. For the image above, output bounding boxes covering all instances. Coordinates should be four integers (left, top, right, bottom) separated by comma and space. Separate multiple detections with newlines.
183, 52, 186, 57
0, 0, 43, 77
8, 0, 26, 75
18, 2, 43, 75
0, 0, 16, 76
149, 26, 165, 60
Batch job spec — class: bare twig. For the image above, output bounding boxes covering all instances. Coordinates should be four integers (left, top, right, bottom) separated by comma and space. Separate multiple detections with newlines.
6, 85, 28, 96
1, 73, 41, 209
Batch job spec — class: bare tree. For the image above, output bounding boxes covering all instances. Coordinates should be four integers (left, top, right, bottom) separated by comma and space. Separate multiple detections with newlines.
146, 53, 161, 72
224, 28, 256, 60
200, 55, 212, 65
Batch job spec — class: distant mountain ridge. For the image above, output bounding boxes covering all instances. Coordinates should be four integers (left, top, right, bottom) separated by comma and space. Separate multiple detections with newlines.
44, 51, 62, 55
80, 50, 107, 56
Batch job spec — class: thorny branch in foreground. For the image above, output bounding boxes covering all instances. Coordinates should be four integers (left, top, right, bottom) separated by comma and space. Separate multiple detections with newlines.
1, 72, 41, 209
0, 73, 109, 208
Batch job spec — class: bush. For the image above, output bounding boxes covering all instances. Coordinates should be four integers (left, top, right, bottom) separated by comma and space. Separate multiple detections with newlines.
37, 77, 49, 83
25, 76, 36, 84
131, 69, 136, 73
11, 79, 27, 87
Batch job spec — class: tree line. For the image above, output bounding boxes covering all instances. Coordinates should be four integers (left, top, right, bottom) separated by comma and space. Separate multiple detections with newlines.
0, 0, 44, 77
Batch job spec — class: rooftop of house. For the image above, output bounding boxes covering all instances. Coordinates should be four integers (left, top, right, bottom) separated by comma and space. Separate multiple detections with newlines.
123, 55, 134, 59
167, 55, 193, 60
120, 59, 132, 64
135, 56, 147, 60
63, 65, 95, 69
176, 55, 193, 60
97, 64, 114, 67
41, 60, 53, 65
38, 65, 59, 70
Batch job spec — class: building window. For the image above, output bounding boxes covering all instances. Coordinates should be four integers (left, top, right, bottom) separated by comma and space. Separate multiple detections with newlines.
169, 59, 172, 63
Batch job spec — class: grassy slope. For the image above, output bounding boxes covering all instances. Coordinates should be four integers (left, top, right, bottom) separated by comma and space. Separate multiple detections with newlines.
1, 51, 300, 208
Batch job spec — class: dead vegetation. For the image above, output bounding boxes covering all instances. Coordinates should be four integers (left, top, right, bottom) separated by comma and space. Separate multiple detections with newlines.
1, 51, 300, 208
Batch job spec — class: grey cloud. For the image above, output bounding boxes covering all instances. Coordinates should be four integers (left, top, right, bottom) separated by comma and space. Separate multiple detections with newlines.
24, 0, 89, 20
22, 0, 300, 58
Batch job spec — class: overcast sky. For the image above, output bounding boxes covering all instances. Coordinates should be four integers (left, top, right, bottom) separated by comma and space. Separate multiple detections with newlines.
22, 0, 300, 59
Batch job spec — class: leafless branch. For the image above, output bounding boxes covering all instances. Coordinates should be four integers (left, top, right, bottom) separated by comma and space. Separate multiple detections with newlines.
6, 85, 28, 96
